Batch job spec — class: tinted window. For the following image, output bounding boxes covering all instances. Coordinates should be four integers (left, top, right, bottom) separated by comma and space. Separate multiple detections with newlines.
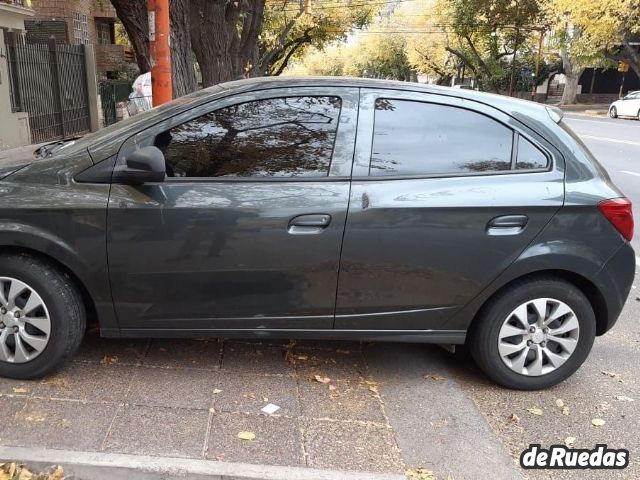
159, 96, 341, 178
516, 137, 549, 170
370, 99, 513, 176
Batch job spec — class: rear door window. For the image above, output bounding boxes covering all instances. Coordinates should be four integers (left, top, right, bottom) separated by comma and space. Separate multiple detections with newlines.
370, 99, 513, 176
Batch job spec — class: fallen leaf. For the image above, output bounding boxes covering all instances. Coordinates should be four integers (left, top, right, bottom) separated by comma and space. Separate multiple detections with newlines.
555, 398, 565, 408
405, 467, 437, 480
213, 389, 222, 395
209, 408, 215, 413
562, 406, 570, 416
507, 413, 520, 423
100, 355, 119, 365
565, 436, 576, 446
336, 349, 351, 354
314, 374, 331, 384
50, 466, 64, 480
368, 384, 380, 395
328, 384, 337, 391
615, 395, 634, 402
237, 431, 256, 441
527, 407, 543, 416
243, 393, 256, 399
295, 354, 308, 361
591, 418, 606, 427
425, 374, 446, 382
602, 370, 620, 378
17, 467, 32, 480
12, 387, 28, 394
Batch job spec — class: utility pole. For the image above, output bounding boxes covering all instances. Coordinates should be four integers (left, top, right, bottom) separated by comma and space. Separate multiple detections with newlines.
148, 0, 172, 106
530, 29, 544, 102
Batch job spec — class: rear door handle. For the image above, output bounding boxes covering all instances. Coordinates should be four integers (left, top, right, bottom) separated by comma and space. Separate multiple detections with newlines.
288, 214, 331, 235
486, 215, 528, 235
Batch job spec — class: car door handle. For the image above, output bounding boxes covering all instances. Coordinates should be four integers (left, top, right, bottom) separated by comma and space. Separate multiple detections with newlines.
288, 214, 331, 235
486, 215, 528, 235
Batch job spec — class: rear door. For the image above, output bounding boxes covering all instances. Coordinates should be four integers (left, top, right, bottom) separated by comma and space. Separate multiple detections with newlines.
335, 89, 564, 331
107, 87, 359, 332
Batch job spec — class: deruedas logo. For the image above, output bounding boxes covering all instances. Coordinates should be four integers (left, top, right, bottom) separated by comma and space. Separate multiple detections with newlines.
520, 444, 629, 469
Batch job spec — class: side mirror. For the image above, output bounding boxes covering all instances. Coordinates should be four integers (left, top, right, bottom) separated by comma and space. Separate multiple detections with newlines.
112, 146, 166, 184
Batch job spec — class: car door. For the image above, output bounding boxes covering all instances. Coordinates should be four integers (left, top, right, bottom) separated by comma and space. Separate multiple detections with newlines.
107, 87, 359, 332
334, 89, 564, 331
619, 92, 639, 116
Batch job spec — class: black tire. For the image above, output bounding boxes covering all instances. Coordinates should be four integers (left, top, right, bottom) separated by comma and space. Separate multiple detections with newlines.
0, 253, 85, 379
610, 106, 618, 118
468, 277, 596, 390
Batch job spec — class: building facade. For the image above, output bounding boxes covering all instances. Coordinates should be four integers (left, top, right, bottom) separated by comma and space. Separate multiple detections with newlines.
0, 0, 34, 149
26, 0, 132, 76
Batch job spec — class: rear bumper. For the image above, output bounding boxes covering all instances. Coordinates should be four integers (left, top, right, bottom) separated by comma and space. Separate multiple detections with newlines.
594, 241, 636, 334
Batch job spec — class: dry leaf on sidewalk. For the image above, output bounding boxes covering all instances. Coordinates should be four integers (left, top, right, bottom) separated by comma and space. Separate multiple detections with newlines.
562, 406, 570, 416
615, 395, 634, 402
527, 407, 543, 416
237, 431, 256, 441
507, 413, 520, 423
100, 355, 119, 365
405, 467, 437, 480
591, 418, 606, 427
565, 436, 576, 446
425, 374, 446, 382
12, 387, 28, 394
314, 374, 331, 384
555, 398, 565, 408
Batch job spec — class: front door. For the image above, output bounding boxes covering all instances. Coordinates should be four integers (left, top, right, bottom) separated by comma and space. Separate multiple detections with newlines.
335, 89, 564, 331
107, 87, 359, 332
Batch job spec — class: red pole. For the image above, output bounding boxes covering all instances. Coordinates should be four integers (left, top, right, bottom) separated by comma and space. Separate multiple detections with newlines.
148, 0, 172, 106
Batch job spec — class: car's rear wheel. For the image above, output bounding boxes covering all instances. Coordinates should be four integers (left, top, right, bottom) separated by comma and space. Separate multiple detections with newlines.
468, 277, 596, 390
0, 253, 85, 379
610, 106, 618, 118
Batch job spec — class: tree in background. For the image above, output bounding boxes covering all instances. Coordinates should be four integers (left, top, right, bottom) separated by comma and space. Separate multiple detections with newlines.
545, 0, 640, 79
110, 0, 377, 96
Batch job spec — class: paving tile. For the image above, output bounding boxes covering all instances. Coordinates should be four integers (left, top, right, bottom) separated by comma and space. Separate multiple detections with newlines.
298, 378, 386, 423
74, 328, 149, 364
304, 419, 403, 473
221, 342, 294, 376
127, 366, 218, 410
0, 396, 28, 444
293, 349, 368, 382
104, 404, 208, 458
143, 339, 223, 369
0, 398, 116, 451
33, 362, 134, 403
213, 373, 301, 416
206, 412, 304, 467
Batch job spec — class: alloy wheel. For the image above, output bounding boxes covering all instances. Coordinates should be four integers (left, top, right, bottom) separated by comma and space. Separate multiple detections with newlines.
0, 277, 51, 363
497, 298, 579, 376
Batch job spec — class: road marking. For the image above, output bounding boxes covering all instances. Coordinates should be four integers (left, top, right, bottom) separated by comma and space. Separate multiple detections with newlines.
581, 135, 640, 146
621, 170, 640, 177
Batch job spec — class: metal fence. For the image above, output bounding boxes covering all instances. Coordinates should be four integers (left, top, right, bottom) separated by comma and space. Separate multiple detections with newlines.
99, 79, 133, 127
5, 35, 91, 143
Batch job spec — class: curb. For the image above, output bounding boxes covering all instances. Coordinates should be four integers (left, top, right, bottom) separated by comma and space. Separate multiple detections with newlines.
0, 446, 405, 480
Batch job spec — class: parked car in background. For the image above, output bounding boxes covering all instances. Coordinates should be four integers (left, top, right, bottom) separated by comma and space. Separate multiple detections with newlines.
609, 91, 640, 119
0, 77, 634, 389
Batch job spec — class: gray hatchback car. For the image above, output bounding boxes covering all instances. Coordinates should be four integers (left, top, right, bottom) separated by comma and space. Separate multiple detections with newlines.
0, 77, 634, 389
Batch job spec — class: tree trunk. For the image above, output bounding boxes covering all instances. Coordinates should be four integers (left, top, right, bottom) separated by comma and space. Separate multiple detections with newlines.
559, 45, 583, 105
111, 0, 197, 98
110, 0, 150, 74
622, 32, 640, 80
190, 0, 266, 87
170, 0, 197, 97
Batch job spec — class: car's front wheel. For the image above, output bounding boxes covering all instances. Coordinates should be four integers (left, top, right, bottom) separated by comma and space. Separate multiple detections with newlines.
0, 253, 85, 379
610, 106, 618, 118
468, 277, 596, 390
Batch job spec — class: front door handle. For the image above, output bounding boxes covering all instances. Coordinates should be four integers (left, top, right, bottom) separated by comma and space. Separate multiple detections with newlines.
288, 214, 331, 235
486, 215, 528, 235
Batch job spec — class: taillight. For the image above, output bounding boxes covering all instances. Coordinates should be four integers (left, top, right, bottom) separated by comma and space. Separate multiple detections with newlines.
598, 198, 634, 241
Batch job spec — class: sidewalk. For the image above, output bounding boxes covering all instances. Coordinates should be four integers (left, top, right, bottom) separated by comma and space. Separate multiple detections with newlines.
0, 329, 522, 480
559, 103, 610, 116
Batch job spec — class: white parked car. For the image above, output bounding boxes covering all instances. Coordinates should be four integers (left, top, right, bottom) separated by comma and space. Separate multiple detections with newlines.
609, 91, 640, 119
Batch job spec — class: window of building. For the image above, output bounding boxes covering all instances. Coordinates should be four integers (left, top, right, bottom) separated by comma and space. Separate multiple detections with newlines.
96, 22, 112, 45
370, 99, 514, 176
73, 12, 89, 45
158, 96, 342, 178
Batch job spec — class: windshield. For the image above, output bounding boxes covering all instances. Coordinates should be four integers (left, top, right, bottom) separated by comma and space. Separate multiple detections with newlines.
56, 85, 224, 156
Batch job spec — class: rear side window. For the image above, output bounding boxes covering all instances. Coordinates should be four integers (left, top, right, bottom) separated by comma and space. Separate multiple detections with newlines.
370, 99, 513, 176
516, 137, 549, 170
158, 96, 342, 178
